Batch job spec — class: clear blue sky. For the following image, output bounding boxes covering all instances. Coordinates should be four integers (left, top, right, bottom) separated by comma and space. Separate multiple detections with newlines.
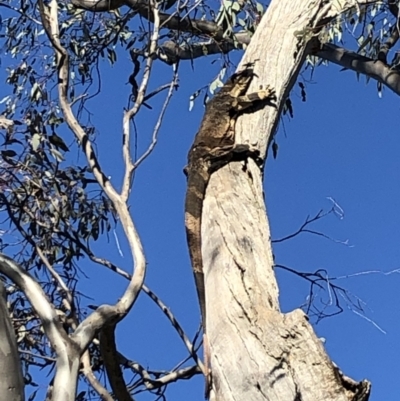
2, 29, 399, 401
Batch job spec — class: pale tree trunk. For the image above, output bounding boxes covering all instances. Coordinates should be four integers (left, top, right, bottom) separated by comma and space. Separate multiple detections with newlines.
0, 281, 25, 401
203, 1, 372, 400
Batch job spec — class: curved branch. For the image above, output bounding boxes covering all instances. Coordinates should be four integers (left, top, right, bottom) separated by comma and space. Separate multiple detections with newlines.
81, 350, 114, 401
316, 42, 400, 95
85, 249, 206, 373
100, 325, 133, 401
0, 254, 70, 355
0, 253, 80, 401
120, 354, 201, 390
40, 0, 147, 353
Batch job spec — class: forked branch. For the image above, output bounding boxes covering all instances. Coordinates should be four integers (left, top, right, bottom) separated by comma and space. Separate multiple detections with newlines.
38, 0, 146, 338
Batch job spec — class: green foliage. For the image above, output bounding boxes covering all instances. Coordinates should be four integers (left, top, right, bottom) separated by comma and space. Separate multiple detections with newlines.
215, 0, 263, 38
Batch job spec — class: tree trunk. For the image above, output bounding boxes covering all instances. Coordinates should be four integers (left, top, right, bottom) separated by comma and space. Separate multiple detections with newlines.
203, 0, 371, 400
0, 281, 25, 401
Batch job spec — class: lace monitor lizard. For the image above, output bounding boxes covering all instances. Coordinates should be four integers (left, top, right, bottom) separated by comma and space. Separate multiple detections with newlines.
184, 66, 275, 397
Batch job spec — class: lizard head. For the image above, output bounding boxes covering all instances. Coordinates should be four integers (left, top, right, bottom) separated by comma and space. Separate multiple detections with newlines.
224, 67, 256, 97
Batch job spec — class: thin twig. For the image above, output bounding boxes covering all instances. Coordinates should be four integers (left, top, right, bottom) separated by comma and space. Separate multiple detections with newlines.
121, 0, 162, 200
132, 65, 179, 171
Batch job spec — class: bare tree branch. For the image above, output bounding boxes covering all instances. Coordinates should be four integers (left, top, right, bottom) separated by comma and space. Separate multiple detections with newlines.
272, 208, 349, 245
100, 324, 133, 401
316, 42, 400, 94
71, 0, 225, 38
81, 350, 114, 401
132, 65, 179, 173
86, 251, 206, 373
120, 354, 201, 391
38, 0, 147, 352
159, 40, 240, 64
121, 0, 162, 200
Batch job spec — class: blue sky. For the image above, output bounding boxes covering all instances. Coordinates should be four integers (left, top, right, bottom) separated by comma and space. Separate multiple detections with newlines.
68, 51, 400, 401
1, 27, 399, 400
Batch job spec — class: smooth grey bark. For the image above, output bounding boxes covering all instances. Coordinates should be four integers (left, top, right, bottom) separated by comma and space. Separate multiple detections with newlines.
0, 281, 25, 401
202, 0, 374, 400
0, 246, 143, 401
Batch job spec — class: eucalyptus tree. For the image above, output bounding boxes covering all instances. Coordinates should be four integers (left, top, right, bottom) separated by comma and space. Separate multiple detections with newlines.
0, 0, 397, 400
